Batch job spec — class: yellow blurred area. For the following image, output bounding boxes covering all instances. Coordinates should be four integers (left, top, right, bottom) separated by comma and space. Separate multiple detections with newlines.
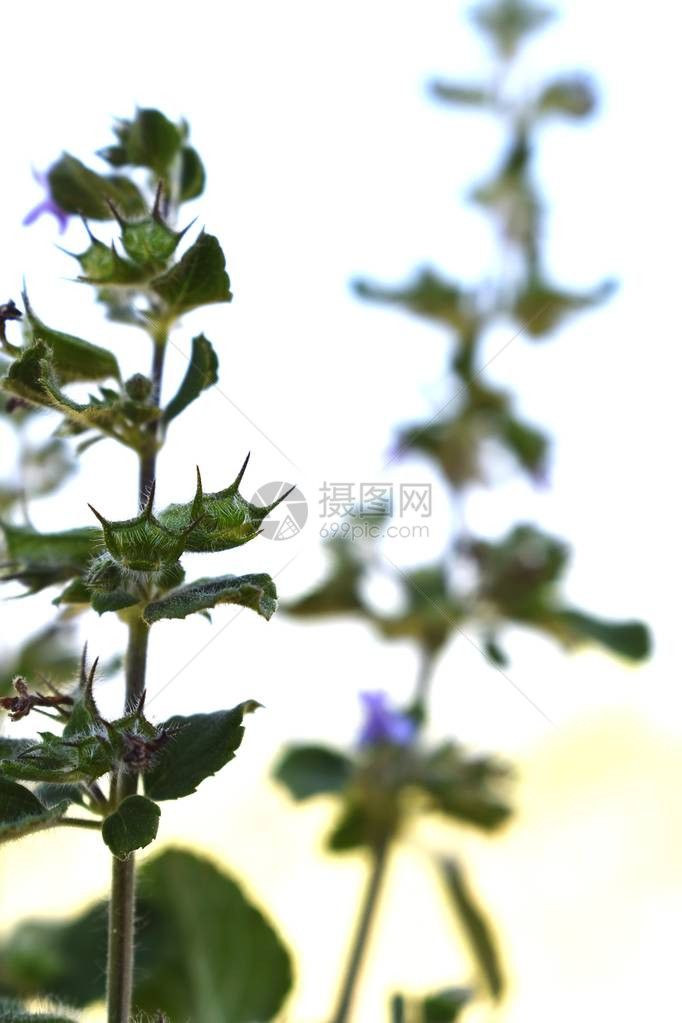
3, 707, 680, 1022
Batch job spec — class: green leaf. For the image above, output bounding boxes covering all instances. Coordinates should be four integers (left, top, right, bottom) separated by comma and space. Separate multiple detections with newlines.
116, 108, 182, 176
162, 333, 218, 424
471, 0, 554, 57
72, 234, 147, 286
422, 988, 473, 1022
274, 744, 353, 801
22, 291, 120, 383
0, 848, 293, 1022
513, 277, 616, 338
90, 588, 139, 615
537, 74, 596, 118
0, 521, 101, 593
151, 232, 232, 314
180, 145, 206, 200
557, 608, 651, 661
121, 216, 186, 268
439, 858, 504, 1000
159, 457, 292, 553
0, 777, 69, 844
102, 795, 160, 859
48, 154, 145, 220
144, 702, 259, 801
143, 572, 277, 624
430, 81, 492, 107
417, 743, 512, 831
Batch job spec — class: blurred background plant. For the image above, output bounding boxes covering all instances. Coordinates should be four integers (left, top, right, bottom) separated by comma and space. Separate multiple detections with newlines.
275, 0, 650, 1019
0, 1, 656, 1021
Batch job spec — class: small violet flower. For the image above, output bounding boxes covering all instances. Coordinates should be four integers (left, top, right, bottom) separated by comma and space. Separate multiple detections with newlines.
23, 168, 70, 233
357, 690, 416, 748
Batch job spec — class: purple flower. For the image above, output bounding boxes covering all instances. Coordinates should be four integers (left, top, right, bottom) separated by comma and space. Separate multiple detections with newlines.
23, 168, 70, 233
357, 691, 416, 747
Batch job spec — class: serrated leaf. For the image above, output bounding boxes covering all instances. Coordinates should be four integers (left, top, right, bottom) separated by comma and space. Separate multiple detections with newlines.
102, 794, 160, 859
162, 333, 218, 424
0, 777, 69, 844
151, 232, 232, 314
439, 857, 504, 999
144, 702, 259, 801
48, 154, 145, 220
143, 572, 277, 624
0, 848, 292, 1021
22, 292, 120, 383
274, 744, 353, 801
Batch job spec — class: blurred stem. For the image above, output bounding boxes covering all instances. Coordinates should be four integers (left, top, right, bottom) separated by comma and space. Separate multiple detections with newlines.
331, 837, 390, 1023
414, 648, 436, 708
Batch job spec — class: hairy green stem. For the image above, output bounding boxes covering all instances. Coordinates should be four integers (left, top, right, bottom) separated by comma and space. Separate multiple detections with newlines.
107, 332, 166, 1023
331, 838, 390, 1023
139, 334, 167, 501
106, 616, 150, 1023
59, 817, 102, 830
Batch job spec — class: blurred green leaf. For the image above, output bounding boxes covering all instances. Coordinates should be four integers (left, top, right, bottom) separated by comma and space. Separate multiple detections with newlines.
377, 566, 463, 655
0, 777, 69, 844
537, 74, 597, 118
417, 744, 512, 831
112, 108, 182, 176
274, 744, 354, 801
0, 521, 100, 594
513, 277, 616, 337
48, 155, 145, 220
162, 333, 218, 425
144, 702, 259, 801
422, 987, 473, 1021
143, 572, 277, 624
102, 795, 159, 859
430, 81, 493, 107
471, 0, 554, 57
439, 857, 504, 999
557, 608, 651, 661
354, 269, 477, 335
0, 849, 293, 1021
151, 232, 232, 315
180, 145, 206, 200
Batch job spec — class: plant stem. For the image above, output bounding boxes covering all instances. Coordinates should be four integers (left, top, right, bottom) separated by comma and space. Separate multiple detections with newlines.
331, 838, 390, 1023
139, 335, 167, 501
106, 615, 150, 1023
59, 817, 102, 830
107, 333, 166, 1023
